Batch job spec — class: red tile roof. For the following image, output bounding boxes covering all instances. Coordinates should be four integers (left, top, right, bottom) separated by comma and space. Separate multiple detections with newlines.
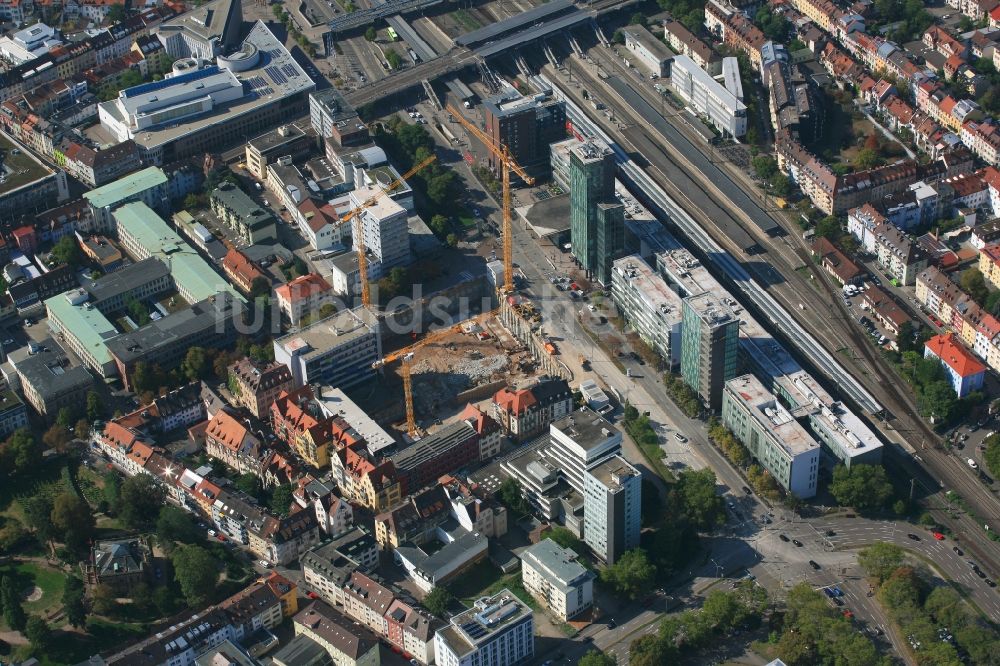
493, 387, 537, 415
275, 273, 331, 304
925, 333, 986, 378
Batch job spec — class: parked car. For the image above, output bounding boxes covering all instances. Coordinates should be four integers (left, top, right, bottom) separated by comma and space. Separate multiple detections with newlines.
673, 433, 688, 443
779, 534, 790, 542
932, 532, 945, 541
809, 560, 821, 570
953, 546, 964, 556
968, 458, 979, 469
907, 533, 921, 541
792, 539, 803, 547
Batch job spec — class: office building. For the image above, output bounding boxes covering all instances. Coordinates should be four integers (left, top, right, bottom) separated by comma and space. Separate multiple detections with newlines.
500, 407, 623, 543
301, 528, 379, 607
670, 54, 748, 137
611, 255, 684, 366
520, 539, 595, 621
394, 529, 489, 593
309, 88, 369, 147
12, 340, 93, 416
622, 24, 675, 77
210, 182, 277, 244
390, 421, 480, 495
246, 123, 314, 180
482, 89, 566, 179
101, 21, 314, 165
680, 291, 740, 410
722, 375, 819, 498
315, 385, 395, 454
83, 166, 169, 232
583, 455, 641, 564
350, 182, 410, 280
106, 294, 241, 390
153, 0, 243, 59
569, 140, 625, 285
434, 591, 534, 666
273, 306, 381, 389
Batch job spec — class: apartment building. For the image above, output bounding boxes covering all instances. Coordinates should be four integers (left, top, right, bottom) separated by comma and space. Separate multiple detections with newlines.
434, 591, 534, 666
722, 374, 819, 499
925, 332, 987, 397
203, 409, 263, 476
663, 17, 720, 74
847, 204, 929, 285
309, 88, 369, 147
210, 182, 277, 245
680, 291, 740, 410
275, 273, 334, 327
301, 527, 379, 606
245, 123, 314, 180
291, 601, 380, 666
228, 358, 294, 418
390, 421, 479, 495
520, 539, 595, 621
12, 340, 92, 416
0, 387, 28, 437
332, 443, 402, 512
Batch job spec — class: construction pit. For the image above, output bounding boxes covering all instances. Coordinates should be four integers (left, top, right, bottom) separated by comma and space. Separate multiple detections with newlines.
368, 313, 547, 436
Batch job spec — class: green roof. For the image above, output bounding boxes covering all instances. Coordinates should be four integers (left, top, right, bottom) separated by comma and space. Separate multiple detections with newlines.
45, 292, 118, 368
112, 202, 243, 304
83, 167, 167, 210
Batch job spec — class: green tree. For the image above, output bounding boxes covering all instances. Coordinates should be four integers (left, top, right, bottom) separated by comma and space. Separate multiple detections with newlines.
4, 428, 40, 475
75, 418, 91, 441
828, 464, 893, 511
917, 380, 957, 422
91, 583, 116, 615
423, 586, 453, 617
599, 548, 655, 599
51, 492, 95, 552
858, 542, 904, 583
172, 545, 219, 607
386, 49, 402, 69
119, 474, 166, 530
984, 433, 1000, 478
249, 276, 271, 300
960, 268, 989, 306
446, 233, 459, 247
106, 3, 126, 22
498, 476, 531, 515
543, 527, 585, 555
768, 173, 792, 197
127, 297, 151, 326
269, 484, 295, 517
629, 11, 646, 25
629, 634, 666, 666
157, 506, 203, 549
182, 347, 208, 381
815, 215, 841, 239
42, 424, 72, 453
57, 406, 76, 429
1, 575, 26, 631
751, 155, 778, 180
23, 496, 55, 544
365, 26, 377, 41
318, 302, 336, 319
103, 471, 121, 513
62, 576, 87, 628
51, 235, 83, 267
579, 650, 616, 666
24, 615, 51, 652
674, 468, 725, 530
854, 147, 880, 170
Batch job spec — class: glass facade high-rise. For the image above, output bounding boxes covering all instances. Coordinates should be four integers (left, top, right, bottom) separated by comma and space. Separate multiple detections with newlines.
569, 141, 625, 285
680, 292, 740, 410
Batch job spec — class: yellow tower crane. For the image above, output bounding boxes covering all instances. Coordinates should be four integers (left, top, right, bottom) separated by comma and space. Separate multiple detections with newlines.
372, 309, 496, 438
341, 154, 437, 307
445, 104, 535, 293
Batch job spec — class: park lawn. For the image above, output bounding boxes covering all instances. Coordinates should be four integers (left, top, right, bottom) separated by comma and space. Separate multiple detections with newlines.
0, 459, 69, 523
21, 619, 150, 666
0, 560, 67, 622
448, 560, 539, 611
457, 208, 477, 229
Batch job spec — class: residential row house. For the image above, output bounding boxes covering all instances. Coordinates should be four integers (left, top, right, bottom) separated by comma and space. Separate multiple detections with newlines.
332, 442, 402, 512
915, 264, 1000, 373
271, 386, 364, 469
228, 358, 294, 419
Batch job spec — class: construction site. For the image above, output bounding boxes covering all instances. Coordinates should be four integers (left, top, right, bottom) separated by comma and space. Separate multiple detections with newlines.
355, 298, 566, 438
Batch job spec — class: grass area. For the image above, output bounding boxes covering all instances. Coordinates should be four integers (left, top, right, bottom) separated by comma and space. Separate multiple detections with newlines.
0, 561, 67, 624
0, 134, 49, 194
0, 459, 72, 524
452, 8, 482, 31
17, 618, 150, 666
75, 465, 106, 508
458, 211, 477, 229
447, 561, 540, 611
